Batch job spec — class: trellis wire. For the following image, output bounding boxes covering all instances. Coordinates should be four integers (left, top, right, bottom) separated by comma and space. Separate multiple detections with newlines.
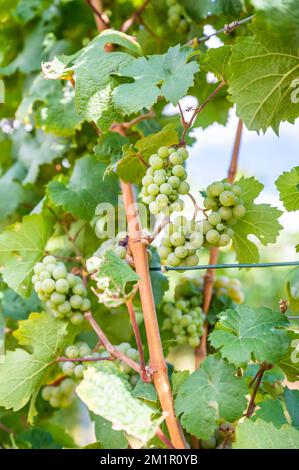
149, 261, 299, 272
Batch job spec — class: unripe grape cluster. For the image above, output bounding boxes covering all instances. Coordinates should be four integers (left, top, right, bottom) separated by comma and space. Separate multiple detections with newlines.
162, 281, 204, 347
141, 146, 190, 215
41, 378, 76, 409
166, 0, 189, 33
59, 342, 93, 379
201, 180, 246, 247
158, 216, 203, 267
214, 276, 244, 304
32, 256, 91, 325
115, 342, 140, 386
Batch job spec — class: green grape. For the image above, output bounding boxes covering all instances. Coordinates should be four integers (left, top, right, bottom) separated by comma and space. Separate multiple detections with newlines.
43, 255, 56, 265
74, 364, 85, 378
167, 253, 181, 267
52, 266, 67, 280
159, 182, 173, 195
231, 184, 242, 196
61, 378, 75, 393
233, 204, 246, 218
171, 199, 184, 211
219, 190, 236, 207
225, 228, 234, 238
149, 201, 160, 214
70, 295, 83, 309
201, 219, 213, 234
41, 386, 53, 401
219, 233, 231, 247
55, 279, 70, 294
170, 232, 185, 246
178, 19, 188, 32
206, 229, 220, 244
70, 312, 84, 324
34, 262, 45, 275
208, 212, 222, 226
218, 206, 233, 220
39, 270, 51, 281
172, 165, 186, 178
207, 181, 225, 197
50, 292, 66, 305
177, 181, 190, 195
169, 152, 183, 165
157, 146, 169, 158
77, 342, 91, 357
67, 273, 79, 288
80, 298, 91, 312
62, 361, 75, 376
42, 279, 56, 294
49, 397, 60, 408
142, 174, 153, 186
189, 336, 200, 347
185, 254, 199, 266
168, 175, 180, 188
203, 197, 217, 210
65, 345, 79, 359
216, 223, 225, 231
58, 301, 71, 315
148, 183, 160, 195
189, 232, 204, 249
156, 194, 169, 208
178, 147, 189, 160
158, 246, 172, 259
175, 246, 188, 259
154, 173, 166, 185
149, 155, 163, 169
46, 263, 56, 274
169, 4, 183, 15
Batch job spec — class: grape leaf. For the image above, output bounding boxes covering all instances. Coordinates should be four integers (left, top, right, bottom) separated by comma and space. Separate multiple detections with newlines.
209, 305, 290, 367
18, 428, 61, 449
113, 45, 199, 114
94, 132, 129, 165
100, 251, 139, 293
132, 378, 158, 403
175, 354, 247, 439
182, 0, 243, 20
47, 155, 119, 221
276, 166, 299, 212
0, 214, 54, 296
233, 419, 299, 449
285, 268, 299, 313
0, 313, 67, 422
232, 177, 283, 263
200, 46, 232, 82
91, 413, 128, 450
12, 128, 68, 185
42, 30, 142, 132
279, 331, 299, 381
0, 181, 24, 221
76, 362, 163, 444
228, 24, 299, 133
14, 0, 51, 24
116, 124, 178, 183
253, 399, 287, 428
284, 387, 299, 429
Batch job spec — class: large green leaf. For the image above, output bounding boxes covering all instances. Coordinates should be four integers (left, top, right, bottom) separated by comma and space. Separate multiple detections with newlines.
0, 214, 54, 296
175, 355, 247, 439
233, 419, 299, 449
113, 46, 199, 114
209, 306, 290, 367
228, 23, 299, 133
276, 166, 299, 212
47, 155, 119, 221
0, 181, 24, 221
91, 414, 128, 449
42, 30, 142, 132
200, 46, 232, 82
253, 398, 287, 428
232, 177, 282, 263
0, 313, 67, 422
284, 387, 299, 429
76, 362, 162, 444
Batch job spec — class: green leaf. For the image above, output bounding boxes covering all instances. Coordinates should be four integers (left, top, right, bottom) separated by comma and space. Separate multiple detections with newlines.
276, 166, 299, 212
171, 370, 189, 396
175, 355, 247, 439
116, 124, 178, 183
14, 0, 52, 24
232, 177, 283, 263
47, 155, 119, 221
285, 268, 299, 313
254, 399, 287, 428
113, 45, 199, 114
91, 413, 128, 449
0, 214, 54, 296
0, 181, 24, 221
233, 419, 299, 449
278, 331, 299, 381
100, 251, 139, 293
12, 129, 68, 185
209, 306, 290, 367
0, 313, 67, 422
1, 288, 41, 320
132, 378, 158, 403
42, 30, 142, 132
76, 362, 162, 444
228, 24, 299, 133
182, 0, 243, 20
94, 132, 129, 165
284, 387, 299, 429
18, 428, 61, 449
200, 46, 232, 81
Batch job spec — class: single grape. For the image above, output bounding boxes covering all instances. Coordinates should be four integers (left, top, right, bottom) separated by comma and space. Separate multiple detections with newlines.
156, 194, 169, 208
203, 197, 217, 210
219, 190, 236, 207
185, 254, 199, 266
206, 229, 220, 244
142, 174, 154, 186
52, 266, 67, 280
208, 212, 222, 226
39, 270, 51, 281
34, 262, 45, 275
114, 245, 127, 258
74, 364, 85, 378
233, 204, 246, 218
189, 337, 200, 347
168, 175, 180, 188
60, 378, 75, 393
80, 298, 91, 312
170, 232, 185, 246
149, 155, 163, 169
177, 147, 189, 160
42, 386, 53, 401
157, 146, 169, 158
148, 183, 160, 196
55, 279, 70, 294
70, 312, 84, 325
219, 233, 231, 247
159, 182, 173, 195
167, 253, 181, 267
50, 292, 66, 305
153, 173, 166, 185
218, 206, 233, 221
49, 397, 61, 408
149, 201, 160, 214
62, 361, 75, 376
70, 295, 83, 309
231, 184, 242, 196
67, 273, 79, 288
158, 246, 172, 259
43, 255, 56, 265
77, 342, 91, 357
177, 181, 190, 195
172, 165, 186, 178
65, 345, 79, 359
207, 181, 225, 197
171, 199, 184, 212
189, 232, 204, 249
175, 246, 188, 259
42, 278, 56, 294
169, 152, 183, 165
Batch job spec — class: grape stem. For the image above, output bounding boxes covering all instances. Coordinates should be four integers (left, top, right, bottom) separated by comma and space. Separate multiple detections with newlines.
149, 216, 170, 243
85, 0, 110, 29
84, 311, 141, 374
179, 81, 226, 146
121, 0, 151, 32
110, 110, 155, 132
245, 362, 273, 418
156, 427, 176, 449
126, 299, 152, 382
195, 118, 243, 369
187, 193, 205, 220
188, 15, 255, 45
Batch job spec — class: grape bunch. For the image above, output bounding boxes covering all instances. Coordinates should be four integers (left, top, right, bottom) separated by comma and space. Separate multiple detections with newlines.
214, 276, 244, 304
32, 256, 91, 325
41, 378, 76, 409
115, 342, 140, 386
141, 146, 189, 215
166, 0, 189, 33
59, 342, 93, 379
86, 231, 128, 274
158, 216, 203, 267
201, 180, 246, 247
162, 280, 204, 347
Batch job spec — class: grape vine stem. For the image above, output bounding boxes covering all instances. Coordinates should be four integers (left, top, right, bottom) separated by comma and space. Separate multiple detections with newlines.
121, 0, 151, 32
245, 362, 273, 417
